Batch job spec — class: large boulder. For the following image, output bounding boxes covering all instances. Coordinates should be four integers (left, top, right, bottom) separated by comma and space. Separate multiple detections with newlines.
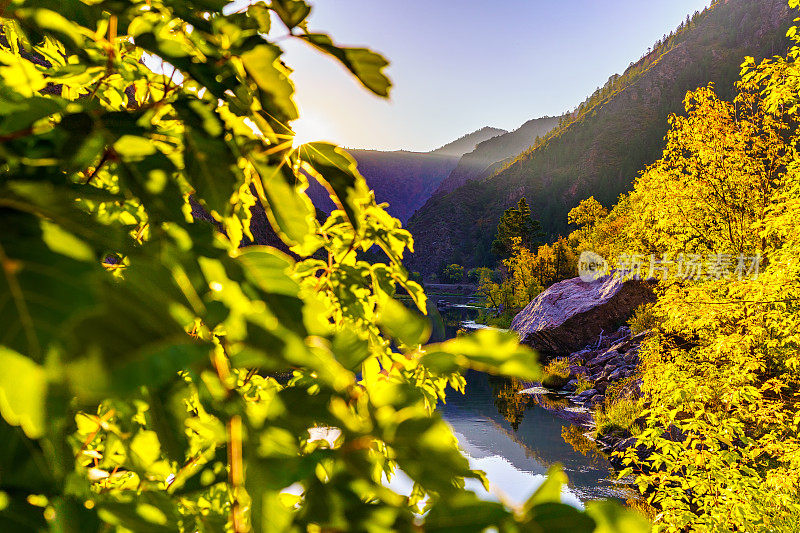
510, 274, 655, 357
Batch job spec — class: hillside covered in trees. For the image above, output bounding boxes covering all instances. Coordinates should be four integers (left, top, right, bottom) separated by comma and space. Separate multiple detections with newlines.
429, 126, 507, 158
407, 0, 793, 275
568, 38, 800, 527
433, 115, 562, 195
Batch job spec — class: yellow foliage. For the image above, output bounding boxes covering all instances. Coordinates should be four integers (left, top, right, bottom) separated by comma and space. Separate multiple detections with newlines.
605, 34, 800, 531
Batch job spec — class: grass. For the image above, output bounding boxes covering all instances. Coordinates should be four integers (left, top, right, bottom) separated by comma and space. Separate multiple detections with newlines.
595, 376, 644, 436
543, 357, 570, 377
541, 357, 571, 389
595, 396, 643, 436
574, 376, 594, 394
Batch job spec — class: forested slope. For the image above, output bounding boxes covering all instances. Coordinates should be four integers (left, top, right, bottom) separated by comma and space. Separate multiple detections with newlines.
434, 115, 561, 195
407, 0, 792, 275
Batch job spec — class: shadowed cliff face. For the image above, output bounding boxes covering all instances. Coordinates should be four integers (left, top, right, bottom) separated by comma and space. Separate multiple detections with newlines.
405, 0, 792, 275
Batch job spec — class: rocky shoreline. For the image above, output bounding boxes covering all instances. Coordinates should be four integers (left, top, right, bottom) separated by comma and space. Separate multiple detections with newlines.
508, 273, 656, 470
518, 325, 648, 468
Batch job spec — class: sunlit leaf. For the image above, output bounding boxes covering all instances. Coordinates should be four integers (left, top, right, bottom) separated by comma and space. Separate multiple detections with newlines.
299, 33, 391, 97
299, 142, 370, 229
0, 347, 47, 439
585, 500, 651, 533
271, 0, 311, 29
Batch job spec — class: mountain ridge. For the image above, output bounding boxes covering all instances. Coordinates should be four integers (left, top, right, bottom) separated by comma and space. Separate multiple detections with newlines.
434, 115, 562, 195
406, 0, 792, 275
429, 126, 508, 157
308, 126, 512, 223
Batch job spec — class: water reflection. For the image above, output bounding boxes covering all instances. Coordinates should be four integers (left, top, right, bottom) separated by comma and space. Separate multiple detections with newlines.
439, 371, 625, 503
424, 294, 626, 503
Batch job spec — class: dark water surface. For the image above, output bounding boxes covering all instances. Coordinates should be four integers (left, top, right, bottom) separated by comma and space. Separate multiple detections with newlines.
432, 295, 626, 506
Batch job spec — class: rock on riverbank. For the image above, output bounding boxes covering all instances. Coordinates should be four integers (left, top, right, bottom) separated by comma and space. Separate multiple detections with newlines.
510, 273, 655, 358
510, 273, 655, 468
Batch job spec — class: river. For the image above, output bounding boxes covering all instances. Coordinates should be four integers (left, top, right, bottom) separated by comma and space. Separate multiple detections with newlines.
431, 294, 628, 507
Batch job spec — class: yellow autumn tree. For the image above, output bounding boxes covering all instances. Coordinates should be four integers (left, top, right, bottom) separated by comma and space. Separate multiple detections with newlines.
609, 34, 800, 532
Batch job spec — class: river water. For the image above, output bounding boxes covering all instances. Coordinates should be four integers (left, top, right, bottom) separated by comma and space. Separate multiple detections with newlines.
431, 295, 627, 507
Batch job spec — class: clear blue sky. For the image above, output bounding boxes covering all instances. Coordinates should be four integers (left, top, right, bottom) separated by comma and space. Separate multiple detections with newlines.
282, 1, 711, 151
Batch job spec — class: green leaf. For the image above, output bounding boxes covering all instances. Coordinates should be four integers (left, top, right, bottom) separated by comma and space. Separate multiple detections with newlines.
331, 329, 370, 371
0, 348, 47, 440
40, 220, 95, 262
421, 329, 540, 381
523, 465, 567, 514
391, 415, 475, 494
68, 258, 207, 400
246, 467, 296, 533
247, 3, 272, 33
112, 341, 210, 396
145, 383, 192, 464
299, 33, 391, 97
377, 298, 431, 347
236, 246, 299, 298
299, 142, 370, 229
425, 492, 508, 533
113, 134, 157, 159
130, 430, 162, 471
1, 180, 123, 254
0, 94, 65, 136
0, 211, 97, 361
19, 8, 86, 48
175, 101, 242, 217
241, 44, 299, 124
250, 160, 316, 247
584, 500, 651, 533
0, 419, 55, 496
270, 0, 312, 29
0, 49, 47, 97
522, 502, 596, 533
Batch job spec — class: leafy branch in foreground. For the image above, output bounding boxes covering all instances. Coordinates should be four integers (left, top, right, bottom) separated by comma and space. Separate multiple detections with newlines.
0, 1, 644, 531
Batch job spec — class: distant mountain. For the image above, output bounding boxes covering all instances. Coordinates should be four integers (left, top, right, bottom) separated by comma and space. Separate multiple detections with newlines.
306, 149, 459, 223
434, 116, 562, 195
429, 126, 507, 157
406, 0, 792, 275
306, 127, 510, 223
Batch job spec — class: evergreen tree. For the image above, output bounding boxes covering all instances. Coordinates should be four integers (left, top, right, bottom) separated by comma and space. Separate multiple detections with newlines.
491, 198, 544, 258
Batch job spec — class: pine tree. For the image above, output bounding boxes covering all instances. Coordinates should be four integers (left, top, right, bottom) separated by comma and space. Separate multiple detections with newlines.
491, 198, 544, 258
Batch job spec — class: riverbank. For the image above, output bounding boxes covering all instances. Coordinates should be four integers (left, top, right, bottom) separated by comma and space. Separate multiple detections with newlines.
518, 324, 648, 471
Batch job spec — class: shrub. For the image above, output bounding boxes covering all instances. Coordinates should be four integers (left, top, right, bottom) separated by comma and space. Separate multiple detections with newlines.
467, 267, 493, 284
575, 376, 595, 393
441, 263, 466, 283
628, 303, 660, 334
